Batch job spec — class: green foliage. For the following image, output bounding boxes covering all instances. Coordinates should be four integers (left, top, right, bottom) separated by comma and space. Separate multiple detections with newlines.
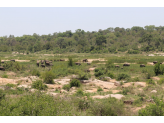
157, 78, 164, 85
117, 73, 130, 81
138, 97, 164, 116
32, 80, 48, 90
128, 50, 139, 54
76, 89, 84, 96
78, 72, 90, 80
62, 84, 71, 91
90, 97, 125, 116
70, 79, 81, 88
131, 77, 140, 82
97, 87, 103, 92
154, 63, 161, 75
30, 69, 40, 77
96, 35, 107, 46
5, 83, 16, 88
2, 61, 23, 71
43, 71, 55, 84
68, 57, 73, 67
0, 89, 5, 100
106, 72, 115, 79
146, 79, 155, 85
105, 60, 114, 70
78, 99, 90, 110
2, 74, 8, 78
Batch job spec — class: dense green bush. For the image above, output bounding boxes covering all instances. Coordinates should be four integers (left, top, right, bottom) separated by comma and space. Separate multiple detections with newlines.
117, 73, 130, 81
146, 79, 155, 85
2, 74, 8, 78
70, 79, 81, 88
105, 60, 114, 70
89, 97, 125, 116
76, 89, 84, 96
2, 61, 23, 71
154, 63, 161, 75
157, 78, 164, 85
78, 72, 90, 80
32, 80, 48, 90
97, 87, 103, 92
138, 97, 164, 116
30, 69, 41, 77
43, 71, 55, 84
107, 72, 115, 79
68, 57, 73, 67
128, 50, 139, 54
62, 84, 71, 91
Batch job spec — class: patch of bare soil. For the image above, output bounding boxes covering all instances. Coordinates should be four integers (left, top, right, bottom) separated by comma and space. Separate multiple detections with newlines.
88, 58, 106, 63
122, 82, 147, 88
97, 63, 106, 64
6, 72, 16, 76
2, 59, 30, 62
147, 62, 154, 65
92, 94, 125, 100
89, 68, 96, 71
151, 76, 160, 81
111, 90, 121, 93
131, 105, 147, 113
44, 54, 54, 56
114, 63, 136, 64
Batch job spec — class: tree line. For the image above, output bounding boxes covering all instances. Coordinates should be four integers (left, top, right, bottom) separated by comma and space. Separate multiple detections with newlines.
1, 25, 164, 54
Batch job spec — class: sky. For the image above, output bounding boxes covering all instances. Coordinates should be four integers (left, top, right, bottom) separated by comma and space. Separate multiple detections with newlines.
0, 7, 164, 37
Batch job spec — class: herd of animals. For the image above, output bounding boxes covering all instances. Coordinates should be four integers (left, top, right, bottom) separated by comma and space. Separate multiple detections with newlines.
0, 58, 162, 72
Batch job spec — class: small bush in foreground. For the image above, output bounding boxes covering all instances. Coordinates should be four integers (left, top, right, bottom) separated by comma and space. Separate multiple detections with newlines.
62, 84, 71, 91
31, 69, 41, 77
97, 87, 103, 92
146, 79, 155, 85
32, 80, 48, 90
43, 71, 55, 84
68, 57, 73, 67
157, 78, 164, 85
70, 79, 81, 88
2, 74, 8, 78
117, 73, 130, 81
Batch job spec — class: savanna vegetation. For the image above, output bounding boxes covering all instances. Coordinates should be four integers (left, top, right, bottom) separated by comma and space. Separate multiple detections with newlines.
1, 25, 164, 116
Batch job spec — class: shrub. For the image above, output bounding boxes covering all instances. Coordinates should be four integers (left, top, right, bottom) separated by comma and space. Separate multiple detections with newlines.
90, 97, 125, 116
78, 72, 90, 80
2, 74, 8, 78
68, 57, 73, 67
154, 63, 160, 75
131, 77, 140, 82
122, 88, 130, 95
3, 62, 22, 71
62, 84, 71, 91
105, 60, 114, 70
157, 78, 164, 85
94, 70, 104, 77
70, 79, 81, 88
43, 71, 55, 84
146, 79, 155, 85
78, 99, 90, 110
0, 89, 5, 100
117, 73, 130, 81
97, 87, 103, 92
30, 69, 41, 77
5, 83, 16, 88
76, 89, 84, 96
138, 97, 164, 116
107, 72, 115, 79
32, 80, 48, 90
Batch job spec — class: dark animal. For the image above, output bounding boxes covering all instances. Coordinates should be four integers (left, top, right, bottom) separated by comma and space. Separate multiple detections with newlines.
123, 100, 133, 105
140, 64, 145, 67
44, 60, 49, 64
115, 65, 120, 68
84, 69, 90, 72
83, 59, 88, 62
10, 59, 15, 62
60, 59, 65, 61
1, 61, 4, 63
153, 61, 158, 64
160, 62, 163, 64
45, 61, 50, 66
75, 62, 81, 65
87, 62, 91, 65
123, 63, 130, 66
41, 64, 45, 68
0, 66, 5, 71
41, 60, 44, 64
36, 61, 40, 67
